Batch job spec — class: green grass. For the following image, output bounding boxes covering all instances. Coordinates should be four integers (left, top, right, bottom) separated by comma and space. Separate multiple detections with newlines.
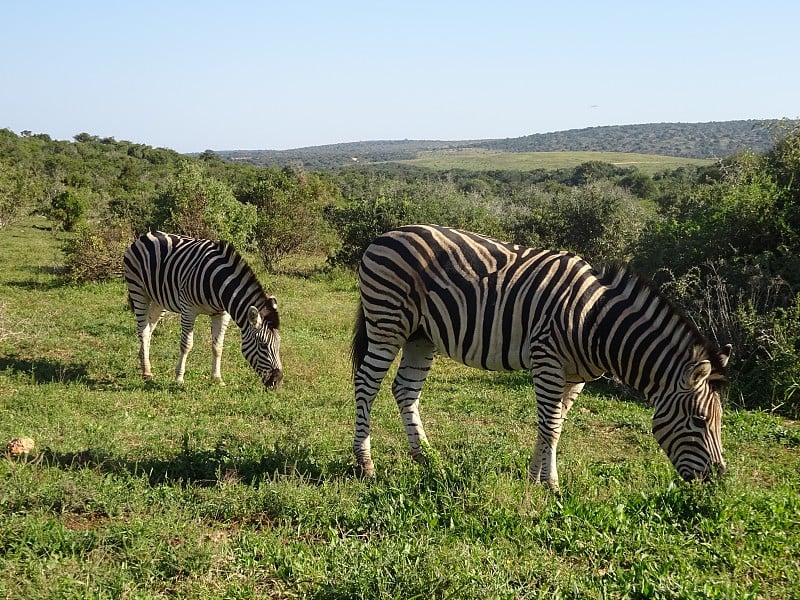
1, 217, 799, 598
395, 149, 713, 175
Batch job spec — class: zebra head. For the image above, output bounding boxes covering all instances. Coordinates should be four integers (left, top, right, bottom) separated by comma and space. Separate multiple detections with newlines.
652, 344, 732, 482
242, 298, 283, 389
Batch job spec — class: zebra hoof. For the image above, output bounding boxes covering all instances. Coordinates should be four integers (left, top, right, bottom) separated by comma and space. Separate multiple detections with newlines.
356, 460, 375, 479
411, 451, 429, 466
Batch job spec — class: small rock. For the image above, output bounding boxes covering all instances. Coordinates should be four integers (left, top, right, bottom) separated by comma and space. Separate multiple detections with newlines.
6, 437, 35, 456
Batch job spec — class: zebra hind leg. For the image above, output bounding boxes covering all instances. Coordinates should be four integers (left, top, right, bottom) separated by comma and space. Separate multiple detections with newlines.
135, 301, 165, 381
353, 341, 402, 478
392, 335, 436, 465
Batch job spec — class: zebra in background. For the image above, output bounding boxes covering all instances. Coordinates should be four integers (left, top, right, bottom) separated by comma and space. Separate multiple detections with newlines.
351, 224, 731, 488
124, 231, 283, 389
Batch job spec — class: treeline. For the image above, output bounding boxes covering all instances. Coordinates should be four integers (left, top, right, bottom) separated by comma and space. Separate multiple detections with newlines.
1, 126, 799, 417
213, 119, 797, 169
476, 120, 794, 158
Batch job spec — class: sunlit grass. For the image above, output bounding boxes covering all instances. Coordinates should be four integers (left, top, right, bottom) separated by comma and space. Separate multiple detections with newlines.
396, 149, 713, 175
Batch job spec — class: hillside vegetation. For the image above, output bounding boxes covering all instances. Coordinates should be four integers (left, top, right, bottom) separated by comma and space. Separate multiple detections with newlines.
214, 119, 796, 169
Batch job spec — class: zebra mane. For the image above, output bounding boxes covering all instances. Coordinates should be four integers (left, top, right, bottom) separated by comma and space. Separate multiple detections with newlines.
595, 262, 728, 378
217, 239, 272, 303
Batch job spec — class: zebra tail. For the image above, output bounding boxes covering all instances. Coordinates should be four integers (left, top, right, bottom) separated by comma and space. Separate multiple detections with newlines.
351, 299, 368, 379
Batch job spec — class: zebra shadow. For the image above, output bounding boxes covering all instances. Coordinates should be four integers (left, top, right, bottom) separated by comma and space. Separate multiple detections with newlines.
36, 439, 354, 487
4, 264, 70, 291
0, 355, 91, 385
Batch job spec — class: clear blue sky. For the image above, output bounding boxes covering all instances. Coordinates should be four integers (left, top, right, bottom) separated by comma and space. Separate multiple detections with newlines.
2, 1, 797, 153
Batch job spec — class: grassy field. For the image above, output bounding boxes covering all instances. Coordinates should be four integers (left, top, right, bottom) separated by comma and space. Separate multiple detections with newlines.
1, 218, 798, 599
394, 149, 713, 175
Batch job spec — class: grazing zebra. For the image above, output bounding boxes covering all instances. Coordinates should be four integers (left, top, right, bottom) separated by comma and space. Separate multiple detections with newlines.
124, 231, 283, 389
351, 224, 731, 488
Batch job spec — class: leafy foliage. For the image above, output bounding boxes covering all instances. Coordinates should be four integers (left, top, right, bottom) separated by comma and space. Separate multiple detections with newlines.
61, 222, 132, 283
159, 161, 257, 250
47, 188, 89, 231
237, 165, 339, 271
324, 171, 504, 268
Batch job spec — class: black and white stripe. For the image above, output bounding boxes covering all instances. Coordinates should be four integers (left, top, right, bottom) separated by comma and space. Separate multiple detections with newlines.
351, 224, 730, 486
124, 231, 283, 389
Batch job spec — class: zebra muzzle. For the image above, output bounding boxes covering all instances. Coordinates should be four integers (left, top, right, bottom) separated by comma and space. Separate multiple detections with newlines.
263, 369, 283, 390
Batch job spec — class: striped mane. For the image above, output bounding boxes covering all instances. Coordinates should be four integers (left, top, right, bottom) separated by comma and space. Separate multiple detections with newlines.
595, 263, 728, 380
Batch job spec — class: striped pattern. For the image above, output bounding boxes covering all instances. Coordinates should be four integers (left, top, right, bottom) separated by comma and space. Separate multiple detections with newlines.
124, 231, 282, 389
351, 224, 730, 487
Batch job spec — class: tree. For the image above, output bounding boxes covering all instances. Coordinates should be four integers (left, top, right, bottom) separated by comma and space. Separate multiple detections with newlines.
160, 160, 256, 250
241, 166, 337, 271
48, 187, 89, 231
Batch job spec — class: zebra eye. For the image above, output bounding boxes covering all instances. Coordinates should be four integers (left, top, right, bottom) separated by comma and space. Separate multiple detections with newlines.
692, 415, 708, 428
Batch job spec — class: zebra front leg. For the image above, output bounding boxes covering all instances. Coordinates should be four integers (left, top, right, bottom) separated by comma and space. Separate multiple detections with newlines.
393, 336, 436, 464
210, 312, 231, 385
528, 364, 571, 490
175, 310, 198, 384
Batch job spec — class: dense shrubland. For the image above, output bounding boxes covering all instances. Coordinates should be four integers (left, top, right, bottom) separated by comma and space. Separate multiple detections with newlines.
1, 125, 798, 416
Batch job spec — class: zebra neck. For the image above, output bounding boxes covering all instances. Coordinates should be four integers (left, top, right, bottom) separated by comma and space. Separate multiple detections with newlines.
212, 262, 266, 328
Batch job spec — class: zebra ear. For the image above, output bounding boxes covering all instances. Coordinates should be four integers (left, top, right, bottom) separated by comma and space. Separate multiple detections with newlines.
719, 344, 732, 368
247, 305, 262, 329
687, 360, 712, 389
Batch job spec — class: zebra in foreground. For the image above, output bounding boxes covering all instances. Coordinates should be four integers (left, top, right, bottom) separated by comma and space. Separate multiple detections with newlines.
124, 231, 283, 389
352, 224, 731, 488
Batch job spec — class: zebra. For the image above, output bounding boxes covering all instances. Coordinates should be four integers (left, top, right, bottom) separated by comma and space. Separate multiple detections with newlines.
123, 231, 283, 389
351, 224, 731, 488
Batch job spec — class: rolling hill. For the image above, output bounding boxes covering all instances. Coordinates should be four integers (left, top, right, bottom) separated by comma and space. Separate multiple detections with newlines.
213, 119, 797, 170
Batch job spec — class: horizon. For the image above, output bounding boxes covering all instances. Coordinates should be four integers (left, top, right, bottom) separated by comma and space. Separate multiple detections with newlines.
8, 117, 791, 155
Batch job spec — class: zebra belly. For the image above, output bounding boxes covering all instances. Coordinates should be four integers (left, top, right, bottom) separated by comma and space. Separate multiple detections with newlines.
420, 316, 532, 373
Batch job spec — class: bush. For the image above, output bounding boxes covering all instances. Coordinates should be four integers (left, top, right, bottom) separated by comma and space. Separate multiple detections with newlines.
159, 161, 256, 249
240, 166, 338, 271
325, 176, 503, 269
503, 181, 650, 263
656, 261, 800, 418
62, 222, 133, 283
0, 161, 40, 229
48, 188, 89, 231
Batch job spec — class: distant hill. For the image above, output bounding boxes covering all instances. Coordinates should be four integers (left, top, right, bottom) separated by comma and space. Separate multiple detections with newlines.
213, 119, 797, 170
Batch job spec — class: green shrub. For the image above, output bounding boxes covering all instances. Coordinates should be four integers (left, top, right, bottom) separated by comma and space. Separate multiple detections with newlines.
158, 161, 256, 249
62, 222, 133, 283
325, 177, 503, 269
503, 181, 650, 263
656, 261, 800, 418
48, 188, 89, 232
240, 166, 338, 271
